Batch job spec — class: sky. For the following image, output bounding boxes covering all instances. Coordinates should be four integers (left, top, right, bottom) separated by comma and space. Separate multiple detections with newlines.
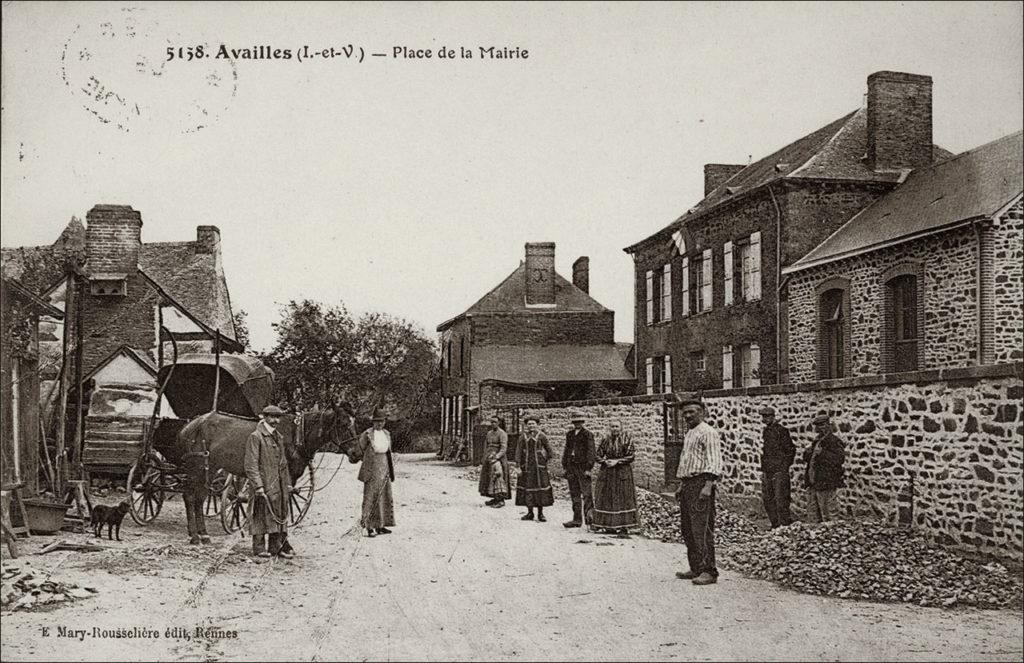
2, 1, 1022, 352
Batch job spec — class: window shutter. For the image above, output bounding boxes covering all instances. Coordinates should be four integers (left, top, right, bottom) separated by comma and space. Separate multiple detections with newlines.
724, 241, 734, 306
681, 257, 690, 316
664, 355, 673, 394
662, 263, 672, 321
722, 345, 734, 389
702, 249, 713, 311
750, 232, 762, 301
645, 357, 654, 395
645, 270, 654, 326
750, 343, 761, 387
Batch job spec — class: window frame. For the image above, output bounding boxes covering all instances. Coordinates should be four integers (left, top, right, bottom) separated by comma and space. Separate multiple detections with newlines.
816, 278, 851, 380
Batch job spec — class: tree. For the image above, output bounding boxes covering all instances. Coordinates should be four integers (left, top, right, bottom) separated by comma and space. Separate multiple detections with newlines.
261, 301, 441, 448
232, 310, 251, 351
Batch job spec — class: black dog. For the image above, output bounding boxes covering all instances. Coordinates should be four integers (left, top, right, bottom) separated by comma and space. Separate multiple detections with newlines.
91, 501, 130, 541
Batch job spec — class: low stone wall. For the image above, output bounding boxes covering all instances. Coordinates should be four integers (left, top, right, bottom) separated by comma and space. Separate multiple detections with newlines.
496, 363, 1024, 561
494, 396, 670, 491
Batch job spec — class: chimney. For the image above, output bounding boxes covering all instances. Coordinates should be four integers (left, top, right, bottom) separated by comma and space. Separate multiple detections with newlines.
572, 256, 590, 294
866, 71, 933, 171
524, 242, 556, 306
703, 164, 745, 196
85, 204, 142, 275
196, 225, 221, 254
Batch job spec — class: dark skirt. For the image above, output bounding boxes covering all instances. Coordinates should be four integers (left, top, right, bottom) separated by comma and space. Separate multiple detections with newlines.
479, 457, 511, 499
592, 464, 639, 529
515, 460, 553, 507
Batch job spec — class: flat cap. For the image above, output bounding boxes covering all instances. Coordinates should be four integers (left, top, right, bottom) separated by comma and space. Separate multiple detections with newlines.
570, 411, 585, 422
759, 406, 776, 416
524, 414, 541, 424
261, 405, 285, 416
678, 397, 705, 409
812, 412, 831, 424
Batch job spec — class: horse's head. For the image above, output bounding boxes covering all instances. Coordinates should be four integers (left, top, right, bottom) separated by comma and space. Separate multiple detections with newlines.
293, 402, 357, 462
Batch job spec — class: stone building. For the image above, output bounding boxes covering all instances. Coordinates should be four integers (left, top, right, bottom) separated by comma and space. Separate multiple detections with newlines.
783, 131, 1023, 380
623, 71, 952, 392
1, 204, 241, 468
436, 243, 634, 453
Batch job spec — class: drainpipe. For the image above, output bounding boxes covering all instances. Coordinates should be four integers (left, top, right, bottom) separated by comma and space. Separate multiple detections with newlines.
769, 184, 783, 382
974, 221, 985, 365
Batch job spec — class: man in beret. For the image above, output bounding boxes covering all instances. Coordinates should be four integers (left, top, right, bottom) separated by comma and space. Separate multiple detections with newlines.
561, 412, 596, 528
674, 398, 722, 586
802, 412, 846, 523
245, 405, 294, 558
759, 406, 795, 528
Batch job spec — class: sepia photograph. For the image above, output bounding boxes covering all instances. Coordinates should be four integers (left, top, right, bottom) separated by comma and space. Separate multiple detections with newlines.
1, 1, 1022, 661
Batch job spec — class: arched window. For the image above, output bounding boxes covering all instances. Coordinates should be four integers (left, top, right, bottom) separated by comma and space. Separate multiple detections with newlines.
889, 274, 919, 372
820, 288, 846, 379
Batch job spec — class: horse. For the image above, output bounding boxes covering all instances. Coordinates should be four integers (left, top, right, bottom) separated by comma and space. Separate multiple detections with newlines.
174, 403, 357, 544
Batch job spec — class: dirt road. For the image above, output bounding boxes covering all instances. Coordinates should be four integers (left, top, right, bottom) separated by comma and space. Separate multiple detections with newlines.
2, 454, 1022, 661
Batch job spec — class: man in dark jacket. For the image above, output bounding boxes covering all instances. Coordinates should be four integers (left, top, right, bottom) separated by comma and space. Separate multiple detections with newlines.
759, 406, 795, 528
245, 405, 293, 558
802, 412, 846, 523
561, 412, 596, 528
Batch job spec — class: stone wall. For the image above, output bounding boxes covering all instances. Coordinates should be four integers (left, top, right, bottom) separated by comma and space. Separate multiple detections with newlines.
495, 363, 1024, 560
495, 395, 670, 491
786, 225, 980, 382
992, 199, 1024, 364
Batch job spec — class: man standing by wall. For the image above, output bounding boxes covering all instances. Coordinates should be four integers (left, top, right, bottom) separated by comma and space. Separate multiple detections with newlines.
802, 412, 846, 523
674, 398, 722, 586
759, 406, 795, 528
561, 412, 596, 528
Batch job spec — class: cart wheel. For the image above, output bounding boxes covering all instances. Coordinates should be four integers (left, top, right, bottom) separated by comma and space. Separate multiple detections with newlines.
204, 469, 227, 518
220, 474, 250, 534
289, 460, 316, 527
127, 459, 165, 525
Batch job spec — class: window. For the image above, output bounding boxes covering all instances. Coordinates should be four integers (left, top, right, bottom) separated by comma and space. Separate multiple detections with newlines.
695, 249, 713, 313
690, 351, 706, 372
724, 241, 734, 306
821, 289, 846, 378
680, 256, 690, 317
889, 274, 919, 372
459, 337, 466, 376
741, 232, 762, 301
646, 356, 673, 394
722, 345, 733, 389
645, 270, 654, 326
738, 343, 761, 387
660, 263, 672, 322
445, 341, 452, 376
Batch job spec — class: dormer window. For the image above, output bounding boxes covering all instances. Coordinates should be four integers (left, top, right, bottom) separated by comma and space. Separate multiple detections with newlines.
89, 273, 127, 296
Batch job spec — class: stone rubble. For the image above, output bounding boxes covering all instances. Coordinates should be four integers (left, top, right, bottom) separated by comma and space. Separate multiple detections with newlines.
1, 563, 98, 612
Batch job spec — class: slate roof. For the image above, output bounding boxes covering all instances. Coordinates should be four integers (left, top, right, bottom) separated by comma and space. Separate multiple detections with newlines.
624, 106, 954, 253
1, 217, 236, 342
786, 131, 1024, 272
471, 344, 635, 384
437, 262, 608, 331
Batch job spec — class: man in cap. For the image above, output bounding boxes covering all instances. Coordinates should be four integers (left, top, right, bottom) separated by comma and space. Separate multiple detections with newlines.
673, 398, 722, 586
759, 406, 795, 528
348, 408, 396, 537
479, 415, 510, 508
561, 412, 596, 528
244, 405, 294, 558
802, 412, 845, 523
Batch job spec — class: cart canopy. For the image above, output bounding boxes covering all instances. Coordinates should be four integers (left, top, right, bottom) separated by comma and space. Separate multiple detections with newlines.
157, 353, 274, 419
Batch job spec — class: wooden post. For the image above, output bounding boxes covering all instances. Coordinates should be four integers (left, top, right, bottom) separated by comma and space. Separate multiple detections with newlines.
54, 274, 73, 495
72, 275, 85, 481
212, 330, 221, 413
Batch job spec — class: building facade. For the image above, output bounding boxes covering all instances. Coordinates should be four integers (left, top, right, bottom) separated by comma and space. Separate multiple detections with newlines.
624, 71, 951, 392
436, 243, 634, 454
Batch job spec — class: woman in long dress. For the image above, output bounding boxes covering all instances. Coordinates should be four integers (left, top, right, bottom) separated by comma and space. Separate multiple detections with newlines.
592, 421, 639, 535
514, 415, 554, 521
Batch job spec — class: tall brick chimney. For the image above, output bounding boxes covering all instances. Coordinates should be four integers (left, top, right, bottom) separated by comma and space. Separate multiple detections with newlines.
196, 225, 221, 254
704, 164, 745, 196
866, 71, 933, 172
572, 256, 590, 294
524, 242, 556, 306
85, 204, 142, 274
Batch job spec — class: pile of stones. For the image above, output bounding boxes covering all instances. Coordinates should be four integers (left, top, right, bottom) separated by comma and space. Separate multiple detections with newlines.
722, 520, 1024, 609
635, 488, 761, 549
1, 564, 97, 611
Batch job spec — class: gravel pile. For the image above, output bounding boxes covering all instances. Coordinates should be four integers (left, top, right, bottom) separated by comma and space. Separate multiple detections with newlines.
721, 520, 1023, 609
635, 488, 761, 549
1, 564, 97, 612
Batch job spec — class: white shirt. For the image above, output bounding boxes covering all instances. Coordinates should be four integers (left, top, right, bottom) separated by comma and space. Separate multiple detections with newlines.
371, 430, 391, 454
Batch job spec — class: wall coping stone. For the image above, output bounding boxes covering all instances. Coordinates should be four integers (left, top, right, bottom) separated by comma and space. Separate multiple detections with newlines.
497, 362, 1023, 409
